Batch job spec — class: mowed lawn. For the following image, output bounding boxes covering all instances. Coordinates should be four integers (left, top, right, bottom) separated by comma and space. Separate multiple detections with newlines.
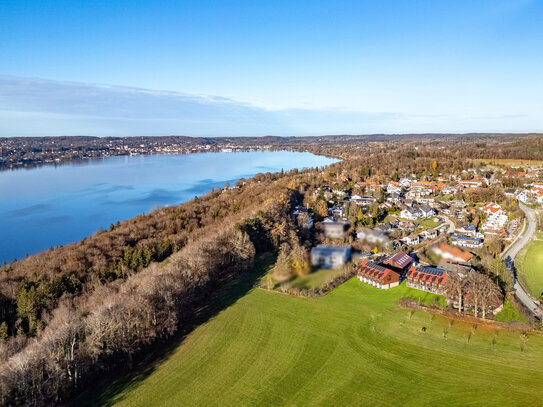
90, 280, 543, 407
517, 239, 543, 298
289, 267, 348, 289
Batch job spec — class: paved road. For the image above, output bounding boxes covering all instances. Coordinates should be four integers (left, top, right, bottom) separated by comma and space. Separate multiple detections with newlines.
503, 203, 542, 319
441, 215, 456, 234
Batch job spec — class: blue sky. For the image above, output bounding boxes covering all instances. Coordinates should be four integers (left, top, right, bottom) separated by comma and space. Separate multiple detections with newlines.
1, 0, 542, 136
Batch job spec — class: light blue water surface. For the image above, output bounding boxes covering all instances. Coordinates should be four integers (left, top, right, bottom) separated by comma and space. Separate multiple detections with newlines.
0, 151, 337, 263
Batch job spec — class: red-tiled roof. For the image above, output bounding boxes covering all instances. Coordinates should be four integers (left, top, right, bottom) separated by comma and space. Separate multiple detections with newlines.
406, 265, 449, 286
436, 244, 473, 263
357, 261, 400, 283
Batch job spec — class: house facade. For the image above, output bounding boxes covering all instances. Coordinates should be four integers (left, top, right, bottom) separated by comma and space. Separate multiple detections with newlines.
357, 261, 400, 289
405, 265, 449, 295
310, 245, 351, 269
356, 227, 389, 245
450, 233, 484, 248
400, 206, 421, 220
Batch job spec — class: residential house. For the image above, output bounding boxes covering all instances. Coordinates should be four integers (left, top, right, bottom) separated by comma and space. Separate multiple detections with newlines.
505, 189, 516, 199
458, 179, 483, 189
437, 261, 473, 276
420, 229, 439, 240
375, 223, 392, 233
400, 206, 421, 220
380, 201, 393, 209
420, 205, 436, 218
356, 227, 389, 245
456, 224, 483, 238
332, 189, 348, 199
399, 177, 411, 188
398, 221, 417, 233
310, 245, 351, 269
450, 233, 484, 248
482, 202, 504, 216
357, 180, 381, 194
481, 204, 508, 235
410, 181, 434, 196
387, 181, 402, 194
532, 188, 543, 205
389, 218, 400, 228
442, 200, 464, 220
432, 244, 473, 264
441, 185, 459, 195
416, 197, 435, 205
321, 218, 349, 239
401, 234, 421, 246
328, 206, 345, 218
292, 206, 314, 229
351, 196, 378, 206
387, 192, 401, 203
357, 261, 400, 289
405, 265, 449, 295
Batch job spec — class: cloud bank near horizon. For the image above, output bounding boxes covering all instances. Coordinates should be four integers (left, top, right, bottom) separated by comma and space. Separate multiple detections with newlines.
0, 76, 537, 137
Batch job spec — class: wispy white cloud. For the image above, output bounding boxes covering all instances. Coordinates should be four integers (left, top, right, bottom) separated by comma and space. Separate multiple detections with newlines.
0, 76, 538, 136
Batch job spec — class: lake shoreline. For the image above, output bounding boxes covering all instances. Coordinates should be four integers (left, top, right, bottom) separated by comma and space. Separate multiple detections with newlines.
1, 151, 338, 263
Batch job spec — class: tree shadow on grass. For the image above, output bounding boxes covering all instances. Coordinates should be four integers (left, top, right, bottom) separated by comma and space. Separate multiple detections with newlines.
72, 253, 275, 407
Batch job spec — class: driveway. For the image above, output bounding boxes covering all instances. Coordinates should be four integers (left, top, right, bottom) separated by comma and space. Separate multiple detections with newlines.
503, 203, 542, 319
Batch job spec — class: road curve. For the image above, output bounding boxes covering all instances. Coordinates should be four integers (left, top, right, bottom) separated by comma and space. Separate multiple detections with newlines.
441, 215, 456, 234
503, 203, 542, 319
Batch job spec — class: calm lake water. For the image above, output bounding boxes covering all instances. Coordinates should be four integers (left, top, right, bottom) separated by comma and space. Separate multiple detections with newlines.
0, 151, 337, 263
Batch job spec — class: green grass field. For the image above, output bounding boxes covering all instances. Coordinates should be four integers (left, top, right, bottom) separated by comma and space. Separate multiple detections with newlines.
86, 275, 543, 407
289, 267, 348, 289
418, 218, 441, 229
494, 299, 528, 323
516, 239, 543, 299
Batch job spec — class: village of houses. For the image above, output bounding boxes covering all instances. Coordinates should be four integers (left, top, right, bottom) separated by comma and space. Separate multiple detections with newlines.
293, 164, 543, 312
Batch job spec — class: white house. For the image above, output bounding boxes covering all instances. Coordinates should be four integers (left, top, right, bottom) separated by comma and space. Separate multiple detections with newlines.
401, 234, 421, 246
387, 182, 402, 194
419, 205, 436, 218
482, 202, 504, 216
356, 228, 389, 245
400, 206, 421, 220
310, 245, 351, 269
517, 190, 530, 204
456, 224, 484, 238
399, 178, 411, 188
451, 233, 483, 249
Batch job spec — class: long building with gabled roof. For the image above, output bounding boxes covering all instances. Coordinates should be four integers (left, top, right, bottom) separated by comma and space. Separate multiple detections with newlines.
405, 265, 449, 295
357, 261, 400, 290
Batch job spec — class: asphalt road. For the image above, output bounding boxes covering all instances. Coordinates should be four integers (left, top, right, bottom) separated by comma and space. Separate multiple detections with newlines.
503, 203, 542, 319
441, 215, 456, 234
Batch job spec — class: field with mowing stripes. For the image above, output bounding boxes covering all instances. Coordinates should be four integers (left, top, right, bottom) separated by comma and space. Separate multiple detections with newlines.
517, 239, 543, 299
88, 278, 543, 407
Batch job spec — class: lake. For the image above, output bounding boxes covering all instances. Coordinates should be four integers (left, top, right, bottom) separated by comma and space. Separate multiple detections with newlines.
0, 151, 337, 263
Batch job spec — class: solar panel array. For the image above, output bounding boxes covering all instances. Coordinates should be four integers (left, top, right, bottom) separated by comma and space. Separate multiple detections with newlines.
386, 252, 412, 268
366, 261, 388, 272
416, 266, 445, 276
